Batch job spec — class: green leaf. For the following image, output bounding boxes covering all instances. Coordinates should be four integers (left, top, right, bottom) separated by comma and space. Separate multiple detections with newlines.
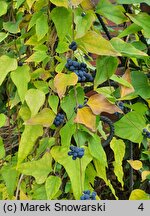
3, 13, 23, 34
96, 0, 127, 24
61, 87, 84, 120
0, 137, 5, 159
93, 159, 118, 199
118, 23, 142, 38
18, 153, 52, 184
32, 184, 47, 200
33, 81, 49, 94
110, 74, 133, 88
0, 1, 8, 17
51, 7, 72, 41
110, 138, 125, 187
24, 108, 55, 127
26, 51, 48, 63
51, 146, 92, 199
129, 189, 150, 200
11, 65, 31, 103
131, 71, 150, 99
45, 176, 61, 200
94, 56, 118, 88
25, 89, 45, 117
0, 32, 8, 42
126, 102, 148, 115
1, 165, 18, 198
74, 8, 95, 38
17, 125, 43, 164
0, 55, 17, 86
36, 14, 48, 41
56, 41, 69, 54
0, 113, 6, 128
127, 13, 150, 38
49, 0, 68, 8
111, 38, 148, 58
60, 122, 76, 147
36, 137, 55, 158
76, 31, 120, 56
117, 0, 150, 5
48, 95, 59, 114
114, 111, 146, 143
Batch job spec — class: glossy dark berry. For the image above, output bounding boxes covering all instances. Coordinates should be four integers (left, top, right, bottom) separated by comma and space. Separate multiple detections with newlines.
18, 61, 23, 66
69, 41, 77, 51
68, 146, 85, 160
81, 12, 86, 17
53, 113, 65, 127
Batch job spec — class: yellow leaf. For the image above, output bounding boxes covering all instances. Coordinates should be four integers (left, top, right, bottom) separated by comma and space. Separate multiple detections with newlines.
129, 189, 150, 200
76, 31, 120, 56
120, 68, 134, 98
74, 107, 96, 132
81, 0, 99, 10
24, 108, 55, 127
54, 73, 78, 99
127, 160, 143, 170
87, 94, 122, 115
50, 0, 68, 8
142, 171, 150, 182
20, 190, 31, 200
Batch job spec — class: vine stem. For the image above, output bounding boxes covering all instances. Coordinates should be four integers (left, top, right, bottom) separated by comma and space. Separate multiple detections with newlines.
15, 174, 24, 200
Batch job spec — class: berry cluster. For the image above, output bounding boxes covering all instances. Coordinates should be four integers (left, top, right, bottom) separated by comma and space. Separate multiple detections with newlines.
68, 146, 84, 160
53, 113, 64, 127
80, 190, 96, 200
69, 41, 77, 51
143, 128, 150, 138
65, 59, 94, 82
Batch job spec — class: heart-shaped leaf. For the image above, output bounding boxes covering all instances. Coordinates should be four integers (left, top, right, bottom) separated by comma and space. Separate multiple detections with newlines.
25, 89, 45, 117
74, 107, 96, 132
54, 73, 78, 99
11, 65, 31, 103
87, 94, 122, 115
17, 153, 52, 184
0, 55, 17, 86
45, 176, 61, 200
17, 125, 43, 164
24, 108, 56, 127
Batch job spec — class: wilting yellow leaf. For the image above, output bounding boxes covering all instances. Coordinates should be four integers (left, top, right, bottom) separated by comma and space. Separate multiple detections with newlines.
120, 68, 134, 98
127, 160, 143, 170
74, 107, 96, 132
24, 108, 56, 127
87, 94, 122, 115
54, 73, 78, 99
141, 171, 150, 182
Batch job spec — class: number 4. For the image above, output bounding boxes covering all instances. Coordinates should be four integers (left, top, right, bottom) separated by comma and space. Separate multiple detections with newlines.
138, 203, 144, 211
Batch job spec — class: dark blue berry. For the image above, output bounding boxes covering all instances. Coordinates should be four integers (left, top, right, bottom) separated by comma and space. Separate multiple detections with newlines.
81, 12, 86, 17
